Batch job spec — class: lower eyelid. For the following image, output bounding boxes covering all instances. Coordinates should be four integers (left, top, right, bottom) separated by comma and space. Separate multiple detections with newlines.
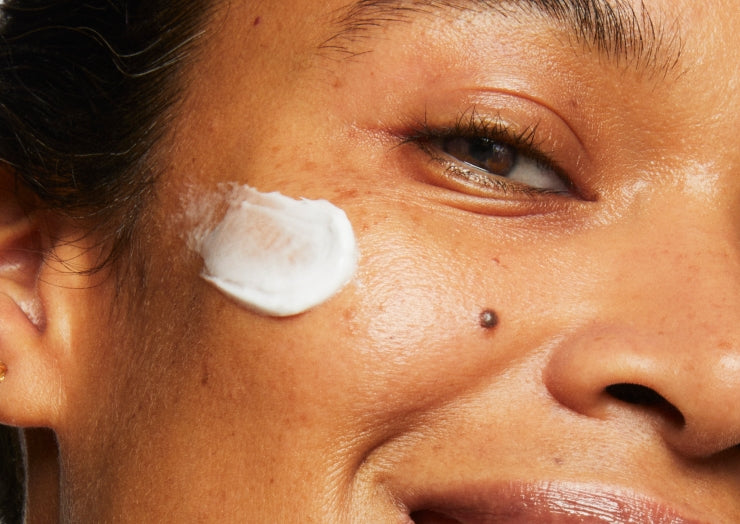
445, 163, 512, 192
415, 147, 552, 200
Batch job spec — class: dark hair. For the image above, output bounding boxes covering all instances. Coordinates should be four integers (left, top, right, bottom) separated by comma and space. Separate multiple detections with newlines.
0, 2, 217, 519
0, 0, 216, 264
0, 426, 23, 524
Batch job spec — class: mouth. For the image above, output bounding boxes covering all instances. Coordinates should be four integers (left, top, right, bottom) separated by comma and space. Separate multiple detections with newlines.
406, 481, 710, 523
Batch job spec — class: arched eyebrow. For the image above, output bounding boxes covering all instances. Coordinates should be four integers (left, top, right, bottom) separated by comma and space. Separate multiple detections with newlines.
320, 0, 682, 75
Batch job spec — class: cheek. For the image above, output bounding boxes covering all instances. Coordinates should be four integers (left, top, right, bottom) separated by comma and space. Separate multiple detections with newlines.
210, 206, 484, 434
306, 207, 524, 419
328, 207, 600, 420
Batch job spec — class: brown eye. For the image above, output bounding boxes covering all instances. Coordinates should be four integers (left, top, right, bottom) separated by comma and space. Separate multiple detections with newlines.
441, 137, 517, 176
434, 135, 570, 194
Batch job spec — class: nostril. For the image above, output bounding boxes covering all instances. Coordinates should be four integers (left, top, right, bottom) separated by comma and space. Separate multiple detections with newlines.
605, 383, 685, 426
606, 383, 663, 405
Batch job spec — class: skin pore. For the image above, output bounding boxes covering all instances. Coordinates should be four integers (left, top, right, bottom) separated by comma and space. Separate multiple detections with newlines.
17, 0, 740, 521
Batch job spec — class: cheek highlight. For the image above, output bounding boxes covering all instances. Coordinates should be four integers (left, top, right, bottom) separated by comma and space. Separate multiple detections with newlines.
193, 185, 358, 317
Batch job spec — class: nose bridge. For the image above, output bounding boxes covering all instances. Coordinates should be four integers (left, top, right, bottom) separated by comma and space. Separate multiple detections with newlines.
544, 197, 740, 458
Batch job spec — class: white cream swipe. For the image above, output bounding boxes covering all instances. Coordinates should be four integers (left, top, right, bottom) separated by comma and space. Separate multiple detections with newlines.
197, 185, 358, 317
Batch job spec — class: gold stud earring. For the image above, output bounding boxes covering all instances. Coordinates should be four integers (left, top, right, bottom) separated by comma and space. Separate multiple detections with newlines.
0, 361, 7, 382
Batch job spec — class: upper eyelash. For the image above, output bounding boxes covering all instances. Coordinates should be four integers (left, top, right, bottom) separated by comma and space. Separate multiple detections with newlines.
401, 107, 540, 147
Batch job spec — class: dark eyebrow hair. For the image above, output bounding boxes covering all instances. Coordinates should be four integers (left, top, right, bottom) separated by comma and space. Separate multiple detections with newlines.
320, 0, 682, 74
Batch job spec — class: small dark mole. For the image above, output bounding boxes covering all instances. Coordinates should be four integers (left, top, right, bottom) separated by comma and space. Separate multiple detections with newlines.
253, 16, 261, 26
479, 309, 499, 329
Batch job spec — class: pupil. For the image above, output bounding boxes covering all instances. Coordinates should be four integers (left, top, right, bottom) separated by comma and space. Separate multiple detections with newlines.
476, 139, 515, 175
444, 137, 516, 176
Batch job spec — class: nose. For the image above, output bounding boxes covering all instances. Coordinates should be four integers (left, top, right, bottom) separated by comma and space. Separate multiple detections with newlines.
543, 206, 740, 459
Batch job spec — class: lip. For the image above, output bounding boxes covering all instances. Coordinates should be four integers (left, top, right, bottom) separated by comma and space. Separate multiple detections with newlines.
405, 481, 712, 524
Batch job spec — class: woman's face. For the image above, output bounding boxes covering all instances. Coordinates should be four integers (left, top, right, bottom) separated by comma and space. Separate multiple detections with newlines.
59, 0, 739, 521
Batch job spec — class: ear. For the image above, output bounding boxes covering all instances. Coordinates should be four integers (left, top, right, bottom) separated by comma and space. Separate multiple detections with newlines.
0, 177, 62, 428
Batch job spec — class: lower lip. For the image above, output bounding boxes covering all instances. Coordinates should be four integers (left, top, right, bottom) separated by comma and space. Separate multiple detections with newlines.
406, 481, 707, 524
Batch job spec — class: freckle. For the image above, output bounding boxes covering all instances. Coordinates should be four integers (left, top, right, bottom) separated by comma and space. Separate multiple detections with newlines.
479, 309, 499, 329
342, 307, 358, 323
339, 188, 360, 199
253, 16, 261, 26
201, 361, 209, 386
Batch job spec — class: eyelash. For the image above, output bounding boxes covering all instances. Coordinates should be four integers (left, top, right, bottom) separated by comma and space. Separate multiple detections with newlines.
400, 111, 574, 196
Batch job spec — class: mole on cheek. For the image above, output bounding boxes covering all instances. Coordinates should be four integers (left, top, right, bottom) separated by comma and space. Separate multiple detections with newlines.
479, 309, 499, 329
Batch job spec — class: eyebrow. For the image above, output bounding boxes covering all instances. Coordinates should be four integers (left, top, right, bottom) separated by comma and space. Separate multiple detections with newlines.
320, 0, 682, 74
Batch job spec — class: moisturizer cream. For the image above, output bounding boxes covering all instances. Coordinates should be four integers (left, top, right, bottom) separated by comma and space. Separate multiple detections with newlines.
196, 185, 358, 317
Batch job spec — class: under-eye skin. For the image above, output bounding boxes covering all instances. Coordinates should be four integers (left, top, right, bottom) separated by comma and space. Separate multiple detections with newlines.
403, 113, 575, 197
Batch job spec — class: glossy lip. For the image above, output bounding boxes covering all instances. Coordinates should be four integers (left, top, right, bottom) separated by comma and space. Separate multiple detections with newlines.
404, 481, 713, 524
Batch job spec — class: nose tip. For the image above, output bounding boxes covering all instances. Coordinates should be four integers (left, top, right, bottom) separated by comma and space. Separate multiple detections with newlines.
544, 326, 740, 459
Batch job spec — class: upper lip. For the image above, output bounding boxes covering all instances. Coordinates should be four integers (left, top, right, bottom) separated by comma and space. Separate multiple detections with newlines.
405, 481, 715, 523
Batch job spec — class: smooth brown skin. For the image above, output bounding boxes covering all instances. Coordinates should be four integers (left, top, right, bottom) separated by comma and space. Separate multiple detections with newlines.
3, 0, 739, 521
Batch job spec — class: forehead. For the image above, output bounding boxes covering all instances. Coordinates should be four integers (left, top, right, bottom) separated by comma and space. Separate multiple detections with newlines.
259, 3, 729, 105
233, 0, 738, 88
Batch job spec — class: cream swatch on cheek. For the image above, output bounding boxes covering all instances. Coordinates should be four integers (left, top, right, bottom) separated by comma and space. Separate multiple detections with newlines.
194, 185, 359, 317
